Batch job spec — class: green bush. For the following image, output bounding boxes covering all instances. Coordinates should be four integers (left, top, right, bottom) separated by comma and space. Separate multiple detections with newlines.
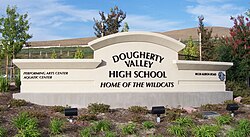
130, 114, 144, 123
27, 110, 47, 119
74, 48, 84, 59
241, 97, 250, 104
200, 104, 221, 111
192, 125, 220, 137
50, 50, 57, 59
224, 100, 236, 105
168, 125, 188, 137
166, 109, 182, 121
0, 77, 8, 92
87, 103, 110, 114
175, 117, 193, 127
227, 130, 245, 137
93, 120, 112, 132
104, 131, 117, 137
215, 115, 232, 125
226, 81, 250, 97
190, 111, 203, 119
51, 105, 65, 113
121, 123, 136, 135
143, 121, 155, 129
0, 127, 6, 137
49, 118, 64, 135
80, 127, 92, 137
9, 99, 28, 107
227, 119, 250, 137
15, 70, 21, 89
77, 114, 98, 121
128, 106, 148, 114
12, 112, 41, 137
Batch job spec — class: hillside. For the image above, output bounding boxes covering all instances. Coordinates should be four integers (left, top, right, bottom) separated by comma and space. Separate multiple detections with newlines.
161, 26, 230, 41
28, 27, 230, 48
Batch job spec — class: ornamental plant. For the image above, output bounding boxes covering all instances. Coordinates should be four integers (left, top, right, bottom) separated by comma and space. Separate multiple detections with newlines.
168, 125, 188, 137
217, 15, 250, 87
0, 127, 6, 137
128, 106, 148, 114
142, 121, 155, 129
74, 48, 84, 59
92, 120, 112, 132
227, 119, 250, 137
87, 103, 110, 114
121, 123, 137, 135
192, 125, 220, 137
0, 77, 8, 92
80, 127, 92, 137
12, 112, 41, 137
175, 117, 194, 127
215, 115, 232, 125
49, 118, 64, 135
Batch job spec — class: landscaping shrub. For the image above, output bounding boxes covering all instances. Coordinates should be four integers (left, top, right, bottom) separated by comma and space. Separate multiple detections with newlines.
104, 131, 117, 137
12, 112, 41, 137
192, 125, 220, 137
0, 127, 6, 137
215, 115, 232, 125
227, 119, 250, 137
175, 117, 194, 127
200, 104, 221, 111
80, 127, 92, 137
15, 70, 21, 89
226, 81, 250, 97
128, 106, 148, 114
9, 99, 28, 107
121, 123, 137, 135
241, 97, 250, 105
93, 120, 112, 132
190, 111, 203, 119
166, 109, 182, 121
87, 103, 110, 114
49, 118, 64, 135
224, 100, 236, 105
142, 121, 155, 129
77, 114, 98, 121
51, 105, 65, 113
131, 114, 144, 123
27, 110, 47, 119
0, 77, 8, 92
0, 105, 8, 112
168, 125, 188, 137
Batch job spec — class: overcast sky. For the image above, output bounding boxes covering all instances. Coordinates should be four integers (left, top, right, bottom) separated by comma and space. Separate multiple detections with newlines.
0, 0, 248, 41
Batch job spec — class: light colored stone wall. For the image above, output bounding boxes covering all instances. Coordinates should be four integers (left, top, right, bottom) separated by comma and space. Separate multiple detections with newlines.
13, 32, 233, 107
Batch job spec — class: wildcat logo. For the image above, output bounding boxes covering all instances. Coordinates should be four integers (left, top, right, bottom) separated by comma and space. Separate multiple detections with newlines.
218, 72, 225, 81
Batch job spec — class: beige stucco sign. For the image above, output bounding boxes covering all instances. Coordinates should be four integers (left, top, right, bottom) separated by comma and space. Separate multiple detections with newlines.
13, 32, 233, 108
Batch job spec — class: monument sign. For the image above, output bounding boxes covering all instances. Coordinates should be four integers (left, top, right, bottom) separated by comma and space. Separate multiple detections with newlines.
13, 32, 233, 108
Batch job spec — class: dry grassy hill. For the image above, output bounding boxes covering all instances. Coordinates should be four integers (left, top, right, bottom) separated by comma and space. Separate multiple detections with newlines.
28, 27, 230, 47
161, 26, 230, 41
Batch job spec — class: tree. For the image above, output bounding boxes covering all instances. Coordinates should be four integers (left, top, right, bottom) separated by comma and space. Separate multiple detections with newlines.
51, 50, 57, 59
0, 5, 32, 80
197, 15, 214, 61
93, 6, 126, 37
74, 48, 84, 59
182, 36, 199, 60
246, 9, 250, 18
219, 15, 250, 85
0, 41, 4, 75
121, 22, 129, 32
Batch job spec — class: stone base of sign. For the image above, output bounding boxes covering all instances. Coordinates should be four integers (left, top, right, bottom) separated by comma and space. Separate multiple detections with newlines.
13, 91, 233, 108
